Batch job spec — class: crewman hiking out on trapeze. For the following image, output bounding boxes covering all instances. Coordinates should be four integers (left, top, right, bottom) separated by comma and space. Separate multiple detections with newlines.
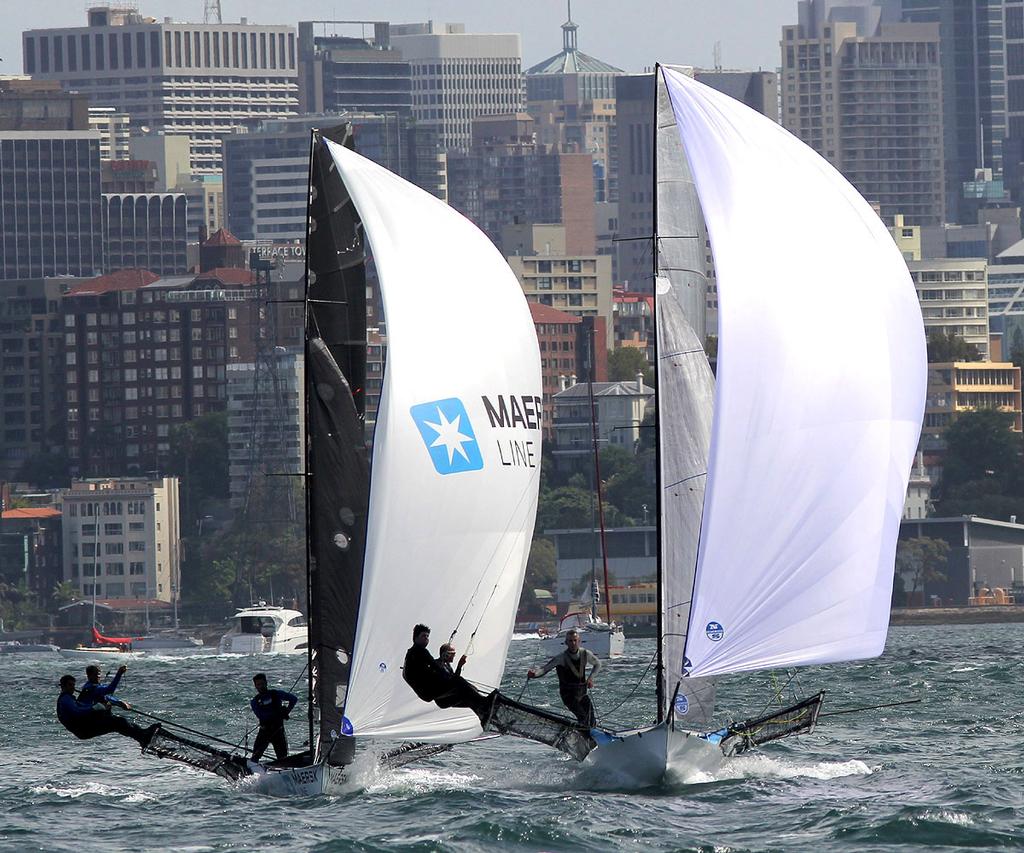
56, 674, 156, 746
402, 624, 495, 723
527, 628, 602, 727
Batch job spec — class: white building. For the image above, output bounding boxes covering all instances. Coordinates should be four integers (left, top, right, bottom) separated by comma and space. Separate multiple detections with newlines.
227, 348, 304, 509
24, 7, 298, 173
60, 477, 180, 604
392, 22, 523, 151
908, 258, 989, 359
88, 106, 131, 160
551, 376, 653, 464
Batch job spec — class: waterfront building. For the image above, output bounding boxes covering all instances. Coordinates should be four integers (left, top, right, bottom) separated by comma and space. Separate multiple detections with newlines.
226, 348, 303, 510
551, 377, 653, 469
297, 20, 412, 117
544, 525, 657, 608
904, 453, 933, 520
23, 7, 299, 173
102, 193, 188, 275
781, 1, 945, 225
909, 258, 990, 357
0, 506, 62, 599
612, 290, 655, 363
504, 223, 612, 344
924, 362, 1022, 445
391, 22, 524, 152
0, 279, 68, 481
59, 476, 179, 604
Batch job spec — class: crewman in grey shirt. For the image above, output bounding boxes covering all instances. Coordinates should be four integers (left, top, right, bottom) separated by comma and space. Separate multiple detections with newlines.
526, 628, 602, 727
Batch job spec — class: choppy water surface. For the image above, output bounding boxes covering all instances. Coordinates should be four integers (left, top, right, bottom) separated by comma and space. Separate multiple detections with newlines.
3, 622, 1023, 851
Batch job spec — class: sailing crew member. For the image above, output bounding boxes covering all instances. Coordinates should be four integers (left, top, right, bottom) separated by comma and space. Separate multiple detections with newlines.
527, 629, 602, 728
56, 674, 155, 746
403, 624, 494, 723
78, 664, 130, 709
249, 673, 298, 762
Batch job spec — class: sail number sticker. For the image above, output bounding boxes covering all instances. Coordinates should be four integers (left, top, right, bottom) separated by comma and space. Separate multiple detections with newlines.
410, 398, 483, 475
705, 621, 725, 642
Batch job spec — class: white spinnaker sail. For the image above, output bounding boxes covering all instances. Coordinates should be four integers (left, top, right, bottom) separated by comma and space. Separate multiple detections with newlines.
662, 68, 927, 678
325, 141, 542, 741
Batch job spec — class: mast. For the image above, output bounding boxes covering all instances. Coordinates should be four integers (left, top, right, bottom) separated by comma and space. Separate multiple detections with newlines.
652, 67, 664, 723
585, 317, 612, 624
303, 129, 317, 757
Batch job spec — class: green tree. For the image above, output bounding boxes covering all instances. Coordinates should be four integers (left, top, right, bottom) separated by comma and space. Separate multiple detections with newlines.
607, 347, 654, 386
895, 537, 949, 605
524, 538, 556, 591
17, 451, 72, 490
167, 412, 229, 526
1010, 327, 1024, 372
940, 409, 1021, 493
51, 581, 78, 609
926, 329, 981, 363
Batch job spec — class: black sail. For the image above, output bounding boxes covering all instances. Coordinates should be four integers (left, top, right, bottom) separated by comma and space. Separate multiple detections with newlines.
305, 127, 371, 766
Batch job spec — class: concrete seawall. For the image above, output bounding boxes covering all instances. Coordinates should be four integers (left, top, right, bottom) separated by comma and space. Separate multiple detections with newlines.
891, 606, 1024, 626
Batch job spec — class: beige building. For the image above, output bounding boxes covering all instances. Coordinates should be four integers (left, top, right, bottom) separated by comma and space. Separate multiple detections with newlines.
781, 10, 944, 225
924, 362, 1022, 438
60, 477, 180, 604
503, 223, 613, 349
909, 258, 990, 359
550, 377, 653, 467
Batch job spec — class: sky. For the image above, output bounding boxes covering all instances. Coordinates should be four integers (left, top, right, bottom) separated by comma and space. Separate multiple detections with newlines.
2, 0, 798, 75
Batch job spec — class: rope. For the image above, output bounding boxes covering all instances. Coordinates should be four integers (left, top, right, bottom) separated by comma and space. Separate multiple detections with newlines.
596, 650, 658, 719
126, 707, 243, 751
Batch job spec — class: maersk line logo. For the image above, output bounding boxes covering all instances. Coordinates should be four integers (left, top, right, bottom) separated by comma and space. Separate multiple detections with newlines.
411, 398, 483, 475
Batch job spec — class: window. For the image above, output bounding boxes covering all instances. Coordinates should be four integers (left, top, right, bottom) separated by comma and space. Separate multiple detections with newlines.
130, 562, 145, 575
129, 541, 146, 552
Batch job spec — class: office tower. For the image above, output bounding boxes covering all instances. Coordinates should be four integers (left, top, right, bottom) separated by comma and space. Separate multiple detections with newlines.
901, 0, 1008, 222
24, 6, 298, 173
391, 22, 524, 151
297, 20, 412, 117
781, 0, 945, 225
88, 106, 131, 161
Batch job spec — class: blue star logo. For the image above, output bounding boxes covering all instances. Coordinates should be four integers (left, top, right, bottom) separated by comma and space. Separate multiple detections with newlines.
410, 398, 483, 475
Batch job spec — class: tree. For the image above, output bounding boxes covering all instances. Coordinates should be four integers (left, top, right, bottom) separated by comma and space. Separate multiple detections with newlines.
18, 451, 72, 490
607, 347, 653, 386
940, 409, 1022, 493
167, 412, 229, 526
926, 329, 981, 363
1011, 327, 1024, 372
524, 538, 556, 591
51, 581, 78, 610
895, 537, 949, 606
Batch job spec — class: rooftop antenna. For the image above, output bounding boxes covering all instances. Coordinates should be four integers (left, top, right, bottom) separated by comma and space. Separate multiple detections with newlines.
204, 0, 222, 24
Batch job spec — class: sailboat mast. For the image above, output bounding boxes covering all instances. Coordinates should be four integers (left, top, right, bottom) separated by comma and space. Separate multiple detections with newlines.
651, 66, 665, 724
302, 129, 318, 758
585, 317, 612, 624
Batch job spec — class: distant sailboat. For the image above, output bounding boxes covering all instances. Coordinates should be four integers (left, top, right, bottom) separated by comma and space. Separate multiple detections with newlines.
581, 66, 927, 784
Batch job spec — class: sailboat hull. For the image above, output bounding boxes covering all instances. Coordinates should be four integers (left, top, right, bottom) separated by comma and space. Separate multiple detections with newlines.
584, 723, 723, 787
245, 762, 348, 797
541, 626, 625, 659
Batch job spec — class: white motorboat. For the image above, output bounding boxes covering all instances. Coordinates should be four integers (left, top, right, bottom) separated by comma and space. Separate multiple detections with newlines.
217, 605, 308, 655
540, 611, 625, 659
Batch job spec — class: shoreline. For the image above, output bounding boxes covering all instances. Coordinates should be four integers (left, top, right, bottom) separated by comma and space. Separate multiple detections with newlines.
890, 605, 1024, 626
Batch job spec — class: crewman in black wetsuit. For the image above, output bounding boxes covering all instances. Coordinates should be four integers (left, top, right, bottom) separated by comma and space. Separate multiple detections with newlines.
56, 674, 156, 746
527, 628, 602, 727
402, 624, 494, 723
249, 673, 298, 762
78, 664, 129, 708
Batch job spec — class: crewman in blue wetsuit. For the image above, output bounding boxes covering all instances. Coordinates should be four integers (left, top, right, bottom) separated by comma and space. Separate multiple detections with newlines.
78, 664, 130, 708
56, 674, 155, 746
249, 673, 298, 762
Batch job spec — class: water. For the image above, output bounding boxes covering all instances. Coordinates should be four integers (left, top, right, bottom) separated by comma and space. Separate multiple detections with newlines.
4, 623, 1023, 851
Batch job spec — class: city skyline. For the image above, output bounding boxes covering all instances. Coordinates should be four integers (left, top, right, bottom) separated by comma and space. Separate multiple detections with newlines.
3, 0, 796, 77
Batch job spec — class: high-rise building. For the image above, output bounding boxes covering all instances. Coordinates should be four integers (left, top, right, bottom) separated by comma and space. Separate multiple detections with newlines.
297, 20, 412, 117
781, 1, 945, 225
391, 22, 524, 151
88, 106, 131, 161
0, 278, 67, 480
0, 131, 104, 280
447, 114, 596, 254
24, 7, 299, 173
901, 0, 1007, 222
909, 257, 990, 356
0, 79, 90, 130
60, 476, 180, 603
525, 11, 623, 204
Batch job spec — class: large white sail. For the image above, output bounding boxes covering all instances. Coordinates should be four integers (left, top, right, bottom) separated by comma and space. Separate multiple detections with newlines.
324, 141, 542, 742
662, 69, 927, 678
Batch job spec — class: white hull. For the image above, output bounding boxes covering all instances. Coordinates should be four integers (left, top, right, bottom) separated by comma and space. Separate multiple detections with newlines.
218, 605, 307, 655
245, 762, 348, 797
541, 626, 625, 659
58, 647, 144, 661
584, 723, 724, 787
